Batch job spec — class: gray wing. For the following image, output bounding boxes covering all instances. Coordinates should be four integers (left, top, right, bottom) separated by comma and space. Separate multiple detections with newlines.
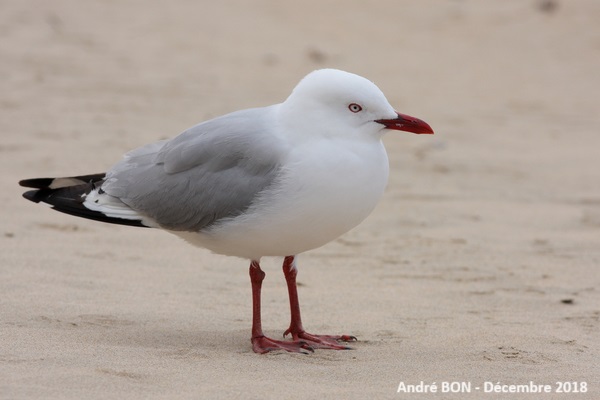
101, 106, 286, 231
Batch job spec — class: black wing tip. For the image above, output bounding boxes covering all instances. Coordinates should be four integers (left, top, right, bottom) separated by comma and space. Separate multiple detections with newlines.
20, 175, 150, 229
19, 173, 107, 189
19, 178, 54, 189
50, 206, 150, 228
21, 188, 150, 228
22, 189, 47, 203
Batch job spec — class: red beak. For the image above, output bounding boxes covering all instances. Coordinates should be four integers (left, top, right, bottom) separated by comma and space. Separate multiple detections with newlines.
375, 112, 434, 134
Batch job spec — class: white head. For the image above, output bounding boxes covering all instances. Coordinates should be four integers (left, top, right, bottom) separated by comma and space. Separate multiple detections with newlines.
280, 69, 433, 140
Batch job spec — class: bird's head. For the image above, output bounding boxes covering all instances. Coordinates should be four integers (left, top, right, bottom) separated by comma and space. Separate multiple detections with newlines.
280, 69, 433, 140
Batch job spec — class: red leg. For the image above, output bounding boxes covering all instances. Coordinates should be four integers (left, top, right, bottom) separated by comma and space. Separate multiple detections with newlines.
249, 260, 313, 354
282, 256, 357, 350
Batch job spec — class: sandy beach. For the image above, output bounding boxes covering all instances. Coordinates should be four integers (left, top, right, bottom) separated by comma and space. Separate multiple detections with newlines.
1, 1, 599, 398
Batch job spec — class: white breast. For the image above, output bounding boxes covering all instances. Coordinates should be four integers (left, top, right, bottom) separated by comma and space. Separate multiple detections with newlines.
177, 137, 389, 260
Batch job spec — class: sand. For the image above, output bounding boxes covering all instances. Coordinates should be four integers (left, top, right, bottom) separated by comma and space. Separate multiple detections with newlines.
1, 1, 599, 398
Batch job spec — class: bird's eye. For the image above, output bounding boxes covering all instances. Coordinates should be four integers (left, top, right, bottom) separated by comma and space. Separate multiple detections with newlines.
348, 103, 362, 113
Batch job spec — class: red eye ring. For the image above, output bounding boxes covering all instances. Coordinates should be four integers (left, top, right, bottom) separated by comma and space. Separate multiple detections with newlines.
348, 103, 362, 113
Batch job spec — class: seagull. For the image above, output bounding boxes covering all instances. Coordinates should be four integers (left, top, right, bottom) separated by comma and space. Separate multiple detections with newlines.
19, 69, 434, 354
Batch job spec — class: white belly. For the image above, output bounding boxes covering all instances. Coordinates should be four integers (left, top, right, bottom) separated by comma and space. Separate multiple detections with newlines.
175, 138, 389, 260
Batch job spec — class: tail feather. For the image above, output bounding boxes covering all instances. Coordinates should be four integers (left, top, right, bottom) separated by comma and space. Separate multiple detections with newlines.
19, 173, 149, 228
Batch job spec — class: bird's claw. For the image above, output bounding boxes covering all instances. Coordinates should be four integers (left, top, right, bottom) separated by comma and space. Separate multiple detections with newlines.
251, 335, 314, 354
283, 329, 357, 350
339, 335, 358, 342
